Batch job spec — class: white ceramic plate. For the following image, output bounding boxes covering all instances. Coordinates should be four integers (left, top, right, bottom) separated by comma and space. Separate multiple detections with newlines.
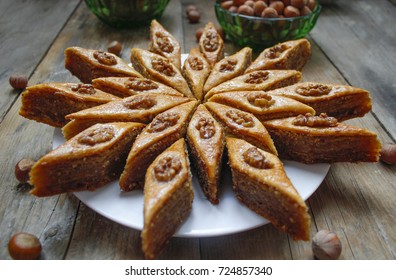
53, 129, 330, 237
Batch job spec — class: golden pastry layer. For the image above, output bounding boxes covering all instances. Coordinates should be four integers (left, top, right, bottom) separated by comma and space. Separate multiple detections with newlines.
205, 102, 277, 155
245, 38, 311, 72
19, 82, 120, 127
119, 100, 198, 191
142, 139, 193, 260
268, 82, 372, 121
226, 137, 311, 241
65, 46, 142, 83
30, 122, 144, 197
182, 48, 212, 102
263, 113, 382, 163
63, 94, 191, 139
187, 104, 225, 204
204, 69, 302, 101
199, 22, 224, 67
92, 77, 183, 98
130, 48, 193, 98
208, 91, 315, 121
149, 19, 181, 70
203, 47, 252, 96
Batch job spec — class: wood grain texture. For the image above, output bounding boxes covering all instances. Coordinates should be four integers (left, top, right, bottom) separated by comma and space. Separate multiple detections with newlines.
310, 0, 396, 139
0, 0, 80, 121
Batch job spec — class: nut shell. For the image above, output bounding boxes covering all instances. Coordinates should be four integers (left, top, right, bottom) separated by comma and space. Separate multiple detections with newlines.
8, 232, 42, 260
312, 230, 342, 260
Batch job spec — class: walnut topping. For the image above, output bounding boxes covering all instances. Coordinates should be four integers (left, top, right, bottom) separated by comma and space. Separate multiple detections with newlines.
123, 95, 157, 110
124, 77, 159, 91
247, 92, 275, 108
147, 112, 180, 133
196, 117, 216, 139
154, 156, 182, 182
264, 44, 290, 59
70, 83, 96, 95
152, 57, 176, 77
245, 71, 269, 84
219, 59, 237, 73
243, 147, 274, 169
203, 30, 220, 52
93, 51, 117, 66
226, 110, 255, 127
295, 84, 332, 96
293, 113, 338, 127
155, 32, 174, 53
78, 126, 115, 146
188, 57, 204, 71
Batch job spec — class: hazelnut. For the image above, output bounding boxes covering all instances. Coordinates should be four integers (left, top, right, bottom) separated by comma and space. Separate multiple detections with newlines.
15, 158, 35, 184
107, 40, 122, 56
9, 74, 28, 90
245, 0, 255, 7
221, 0, 234, 9
312, 230, 342, 260
282, 0, 291, 5
229, 6, 238, 13
290, 0, 307, 9
261, 7, 279, 18
307, 0, 316, 10
237, 5, 255, 16
8, 232, 42, 260
380, 143, 396, 164
253, 1, 268, 16
187, 10, 200, 23
233, 0, 247, 6
283, 5, 301, 17
185, 4, 198, 15
269, 1, 285, 15
300, 6, 312, 16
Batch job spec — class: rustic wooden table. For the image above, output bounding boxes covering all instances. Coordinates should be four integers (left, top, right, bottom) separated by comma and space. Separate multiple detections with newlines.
1, 0, 395, 260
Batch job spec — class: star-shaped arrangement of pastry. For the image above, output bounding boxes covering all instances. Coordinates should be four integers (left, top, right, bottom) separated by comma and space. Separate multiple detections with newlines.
19, 20, 381, 259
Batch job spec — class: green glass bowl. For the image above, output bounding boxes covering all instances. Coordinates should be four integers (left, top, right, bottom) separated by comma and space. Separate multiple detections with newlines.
85, 0, 171, 28
214, 0, 322, 49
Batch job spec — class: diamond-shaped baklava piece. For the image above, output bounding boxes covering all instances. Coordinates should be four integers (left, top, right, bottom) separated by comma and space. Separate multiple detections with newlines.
182, 48, 212, 102
19, 82, 120, 127
30, 122, 145, 197
263, 113, 382, 163
245, 38, 311, 73
268, 82, 372, 121
149, 19, 181, 70
142, 139, 193, 260
204, 70, 302, 101
65, 46, 142, 83
187, 104, 225, 204
226, 137, 311, 241
208, 91, 315, 121
92, 77, 183, 98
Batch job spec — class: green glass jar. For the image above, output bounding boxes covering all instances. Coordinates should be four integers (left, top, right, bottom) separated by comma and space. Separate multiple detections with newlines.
85, 0, 171, 28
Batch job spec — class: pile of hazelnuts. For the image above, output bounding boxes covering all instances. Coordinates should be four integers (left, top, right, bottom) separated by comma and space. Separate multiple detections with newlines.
219, 0, 317, 18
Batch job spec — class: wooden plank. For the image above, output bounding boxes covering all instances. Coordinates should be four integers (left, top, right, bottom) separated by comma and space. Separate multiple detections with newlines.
0, 0, 80, 122
310, 0, 396, 139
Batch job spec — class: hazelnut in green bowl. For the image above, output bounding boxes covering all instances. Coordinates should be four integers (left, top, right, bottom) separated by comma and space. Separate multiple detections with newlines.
215, 0, 321, 49
85, 0, 170, 28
